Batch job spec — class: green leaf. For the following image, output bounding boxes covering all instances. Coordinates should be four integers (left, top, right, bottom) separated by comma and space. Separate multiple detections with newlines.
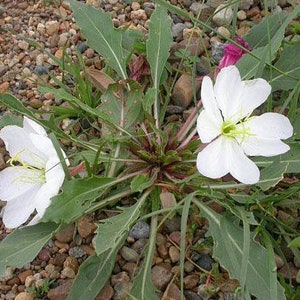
0, 114, 22, 127
289, 236, 300, 248
41, 177, 115, 224
66, 251, 117, 300
0, 223, 58, 275
268, 42, 300, 91
0, 93, 34, 116
237, 6, 300, 79
99, 81, 143, 130
130, 174, 156, 193
146, 5, 172, 113
195, 200, 286, 300
130, 216, 159, 300
69, 0, 127, 79
94, 200, 145, 255
257, 161, 288, 191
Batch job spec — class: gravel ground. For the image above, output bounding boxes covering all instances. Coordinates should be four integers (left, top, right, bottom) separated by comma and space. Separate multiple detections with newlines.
0, 0, 299, 299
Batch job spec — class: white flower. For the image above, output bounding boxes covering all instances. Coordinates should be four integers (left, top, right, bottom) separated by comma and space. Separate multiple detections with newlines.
0, 117, 69, 228
196, 66, 293, 184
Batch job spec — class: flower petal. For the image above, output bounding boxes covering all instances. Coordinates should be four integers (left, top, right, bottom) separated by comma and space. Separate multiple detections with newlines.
237, 113, 293, 156
0, 167, 42, 201
2, 189, 37, 228
197, 110, 222, 143
196, 137, 229, 179
23, 117, 47, 136
0, 126, 46, 167
197, 136, 259, 184
227, 138, 260, 184
214, 66, 271, 121
34, 158, 65, 217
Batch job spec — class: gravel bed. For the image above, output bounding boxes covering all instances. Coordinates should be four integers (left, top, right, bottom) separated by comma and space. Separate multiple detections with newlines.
0, 0, 299, 299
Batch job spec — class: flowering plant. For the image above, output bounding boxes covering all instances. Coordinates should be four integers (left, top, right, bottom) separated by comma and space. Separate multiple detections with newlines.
0, 1, 300, 300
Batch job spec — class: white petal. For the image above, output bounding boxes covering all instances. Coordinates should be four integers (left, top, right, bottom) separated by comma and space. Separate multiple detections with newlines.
196, 137, 229, 179
214, 66, 271, 121
227, 138, 260, 184
34, 158, 65, 217
2, 189, 37, 228
0, 167, 42, 201
201, 76, 223, 122
214, 66, 243, 120
197, 136, 260, 184
0, 126, 46, 167
197, 110, 222, 143
237, 113, 293, 157
23, 117, 47, 136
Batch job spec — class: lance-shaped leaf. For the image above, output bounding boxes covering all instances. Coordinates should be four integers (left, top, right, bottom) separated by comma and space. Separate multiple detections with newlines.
66, 250, 117, 300
195, 200, 286, 300
0, 222, 59, 275
145, 5, 172, 112
69, 0, 127, 79
94, 199, 145, 255
41, 177, 115, 224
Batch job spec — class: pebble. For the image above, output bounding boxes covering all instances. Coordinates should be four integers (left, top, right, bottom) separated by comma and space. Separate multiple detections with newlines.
172, 73, 201, 108
38, 248, 51, 262
169, 246, 180, 263
55, 224, 75, 243
0, 267, 14, 282
184, 290, 202, 300
212, 4, 233, 26
217, 26, 231, 39
46, 20, 60, 35
34, 65, 49, 76
184, 274, 199, 289
151, 265, 173, 290
237, 10, 247, 20
120, 246, 139, 262
68, 246, 87, 258
164, 216, 181, 232
77, 215, 97, 239
164, 283, 183, 300
96, 284, 114, 300
172, 23, 189, 39
196, 254, 214, 271
47, 279, 73, 300
18, 270, 33, 284
61, 266, 76, 278
0, 82, 10, 93
14, 292, 34, 300
238, 0, 254, 10
131, 238, 147, 254
128, 221, 150, 239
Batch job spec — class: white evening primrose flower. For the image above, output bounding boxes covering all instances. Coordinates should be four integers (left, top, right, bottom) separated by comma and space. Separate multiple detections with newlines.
0, 117, 69, 228
196, 65, 293, 184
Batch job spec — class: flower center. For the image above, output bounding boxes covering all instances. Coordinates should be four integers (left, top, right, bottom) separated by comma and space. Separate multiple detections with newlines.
221, 120, 251, 140
8, 150, 46, 184
222, 121, 236, 135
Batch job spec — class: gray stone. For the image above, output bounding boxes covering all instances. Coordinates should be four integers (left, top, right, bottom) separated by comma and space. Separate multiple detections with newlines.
68, 247, 87, 258
120, 246, 139, 262
151, 265, 173, 290
0, 65, 8, 77
211, 41, 224, 64
238, 0, 254, 10
0, 267, 14, 282
196, 254, 214, 271
212, 4, 233, 26
128, 221, 150, 239
34, 66, 49, 76
172, 23, 188, 39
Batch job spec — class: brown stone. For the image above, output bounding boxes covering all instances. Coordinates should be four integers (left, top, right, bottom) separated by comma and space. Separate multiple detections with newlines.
162, 283, 184, 300
171, 74, 202, 108
77, 215, 97, 239
169, 246, 180, 263
55, 224, 75, 243
151, 265, 173, 290
18, 270, 33, 284
47, 279, 73, 300
96, 284, 114, 300
183, 274, 199, 290
0, 82, 10, 93
15, 292, 34, 300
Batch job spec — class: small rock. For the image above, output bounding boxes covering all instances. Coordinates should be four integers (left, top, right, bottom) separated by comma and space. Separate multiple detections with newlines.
55, 224, 75, 243
69, 246, 87, 258
34, 66, 49, 76
77, 42, 88, 53
129, 221, 150, 239
172, 23, 188, 39
151, 265, 173, 290
131, 2, 141, 10
15, 292, 34, 300
96, 284, 114, 300
157, 243, 169, 259
47, 279, 73, 300
165, 216, 181, 232
61, 267, 76, 279
28, 98, 43, 109
169, 246, 180, 263
197, 283, 219, 299
0, 65, 8, 77
131, 238, 147, 254
168, 231, 182, 246
38, 248, 51, 262
184, 274, 199, 289
111, 272, 130, 286
63, 256, 79, 273
184, 290, 202, 300
121, 262, 136, 279
172, 73, 201, 108
113, 281, 132, 300
184, 261, 195, 273
120, 246, 139, 262
130, 9, 147, 20
18, 270, 33, 284
237, 10, 247, 20
86, 0, 102, 7
238, 0, 254, 10
0, 267, 14, 281
217, 26, 231, 39
18, 40, 29, 51
0, 82, 10, 93
46, 21, 60, 35
164, 283, 183, 300
196, 254, 214, 271
211, 41, 224, 64
52, 253, 67, 267
78, 215, 96, 239
212, 4, 233, 26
